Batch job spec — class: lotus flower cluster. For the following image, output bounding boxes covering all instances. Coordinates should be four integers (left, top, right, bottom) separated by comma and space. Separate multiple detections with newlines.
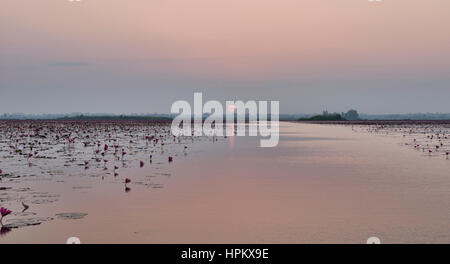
352, 121, 450, 159
0, 119, 221, 209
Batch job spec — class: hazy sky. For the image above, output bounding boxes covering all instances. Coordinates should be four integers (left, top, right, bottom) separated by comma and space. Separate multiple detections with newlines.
1, 0, 449, 114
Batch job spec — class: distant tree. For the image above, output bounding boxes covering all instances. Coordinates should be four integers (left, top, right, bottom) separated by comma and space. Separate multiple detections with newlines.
344, 109, 359, 120
299, 113, 346, 121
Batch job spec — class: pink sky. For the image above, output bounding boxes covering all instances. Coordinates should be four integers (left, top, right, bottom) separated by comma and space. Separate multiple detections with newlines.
1, 0, 450, 113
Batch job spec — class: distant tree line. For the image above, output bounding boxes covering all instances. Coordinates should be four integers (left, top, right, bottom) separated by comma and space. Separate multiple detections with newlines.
57, 115, 172, 121
0, 113, 174, 120
298, 109, 359, 121
2, 111, 450, 121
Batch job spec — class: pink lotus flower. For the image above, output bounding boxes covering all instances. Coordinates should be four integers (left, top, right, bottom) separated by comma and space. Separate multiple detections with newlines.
114, 166, 119, 170
0, 207, 12, 224
168, 156, 173, 162
0, 207, 12, 216
84, 161, 89, 165
125, 178, 131, 184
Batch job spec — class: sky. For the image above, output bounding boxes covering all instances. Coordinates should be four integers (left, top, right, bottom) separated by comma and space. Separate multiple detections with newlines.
1, 0, 450, 114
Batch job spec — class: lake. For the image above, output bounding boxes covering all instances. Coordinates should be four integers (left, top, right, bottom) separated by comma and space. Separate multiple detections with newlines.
0, 121, 449, 243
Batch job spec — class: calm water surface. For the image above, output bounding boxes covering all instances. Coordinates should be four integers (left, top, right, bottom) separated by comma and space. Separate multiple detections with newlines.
1, 122, 449, 243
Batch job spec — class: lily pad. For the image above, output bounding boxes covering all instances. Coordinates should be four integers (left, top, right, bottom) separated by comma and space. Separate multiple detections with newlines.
3, 217, 54, 229
55, 212, 88, 220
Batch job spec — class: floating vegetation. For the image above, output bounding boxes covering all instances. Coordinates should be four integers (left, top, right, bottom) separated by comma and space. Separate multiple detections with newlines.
0, 120, 224, 237
3, 217, 53, 229
55, 213, 88, 220
72, 186, 92, 190
346, 120, 450, 159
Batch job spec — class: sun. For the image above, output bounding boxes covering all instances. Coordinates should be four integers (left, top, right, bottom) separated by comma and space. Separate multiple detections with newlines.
228, 105, 237, 113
